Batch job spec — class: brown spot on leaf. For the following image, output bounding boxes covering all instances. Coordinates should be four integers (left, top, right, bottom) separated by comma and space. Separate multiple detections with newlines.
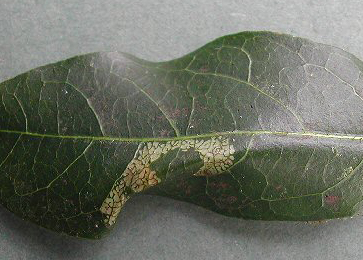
275, 185, 283, 191
324, 195, 340, 206
199, 66, 209, 73
227, 196, 237, 204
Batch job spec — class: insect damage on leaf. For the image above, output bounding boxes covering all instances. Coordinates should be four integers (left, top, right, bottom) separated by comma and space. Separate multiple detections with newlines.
100, 136, 235, 226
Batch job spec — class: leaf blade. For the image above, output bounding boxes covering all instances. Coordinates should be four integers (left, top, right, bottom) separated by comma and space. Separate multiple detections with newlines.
1, 31, 363, 238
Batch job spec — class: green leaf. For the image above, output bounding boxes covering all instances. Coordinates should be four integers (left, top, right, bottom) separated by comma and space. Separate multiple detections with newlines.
1, 31, 363, 239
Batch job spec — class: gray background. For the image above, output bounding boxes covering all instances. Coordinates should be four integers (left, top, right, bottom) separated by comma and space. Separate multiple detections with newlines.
0, 0, 362, 259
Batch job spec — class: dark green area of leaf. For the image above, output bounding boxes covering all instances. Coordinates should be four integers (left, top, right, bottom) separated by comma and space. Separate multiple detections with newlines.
1, 31, 363, 239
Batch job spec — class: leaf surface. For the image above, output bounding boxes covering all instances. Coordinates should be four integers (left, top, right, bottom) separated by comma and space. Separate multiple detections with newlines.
1, 31, 363, 238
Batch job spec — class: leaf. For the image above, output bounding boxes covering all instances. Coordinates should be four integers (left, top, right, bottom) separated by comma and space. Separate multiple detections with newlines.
1, 31, 363, 239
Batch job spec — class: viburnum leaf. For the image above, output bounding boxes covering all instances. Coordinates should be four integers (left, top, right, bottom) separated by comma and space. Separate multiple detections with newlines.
1, 31, 363, 239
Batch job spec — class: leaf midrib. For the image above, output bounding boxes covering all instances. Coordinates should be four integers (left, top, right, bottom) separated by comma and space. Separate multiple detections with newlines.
1, 128, 363, 142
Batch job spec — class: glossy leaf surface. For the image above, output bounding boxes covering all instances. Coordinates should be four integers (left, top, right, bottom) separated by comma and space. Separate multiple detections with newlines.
1, 31, 363, 238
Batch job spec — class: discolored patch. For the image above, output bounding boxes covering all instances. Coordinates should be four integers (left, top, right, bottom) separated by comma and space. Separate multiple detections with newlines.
100, 136, 235, 226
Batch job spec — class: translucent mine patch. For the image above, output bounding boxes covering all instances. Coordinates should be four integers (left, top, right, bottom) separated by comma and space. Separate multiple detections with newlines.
100, 136, 235, 226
